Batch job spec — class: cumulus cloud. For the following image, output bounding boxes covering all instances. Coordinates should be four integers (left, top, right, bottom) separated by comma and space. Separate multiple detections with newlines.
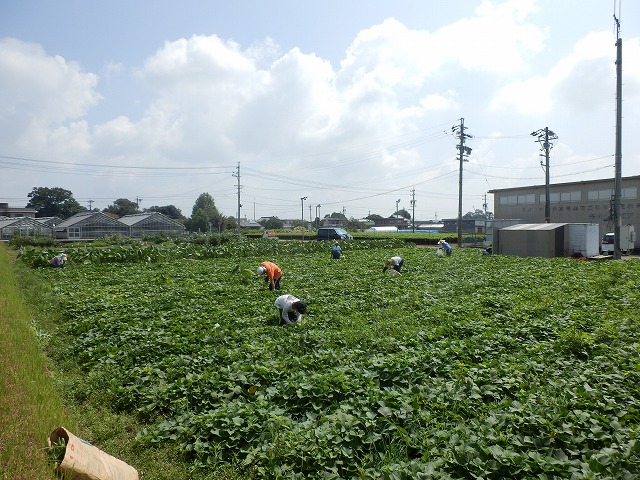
0, 38, 100, 154
489, 31, 634, 115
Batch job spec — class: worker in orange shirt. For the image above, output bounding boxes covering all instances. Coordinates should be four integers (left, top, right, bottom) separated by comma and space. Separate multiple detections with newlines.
256, 261, 283, 290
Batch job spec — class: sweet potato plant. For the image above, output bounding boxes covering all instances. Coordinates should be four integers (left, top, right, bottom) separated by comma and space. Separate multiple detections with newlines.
25, 241, 640, 479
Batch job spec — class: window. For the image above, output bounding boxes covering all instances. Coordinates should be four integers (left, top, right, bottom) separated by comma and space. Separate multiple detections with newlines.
546, 193, 560, 203
517, 194, 536, 204
499, 195, 517, 205
588, 189, 612, 201
560, 191, 581, 202
623, 187, 637, 199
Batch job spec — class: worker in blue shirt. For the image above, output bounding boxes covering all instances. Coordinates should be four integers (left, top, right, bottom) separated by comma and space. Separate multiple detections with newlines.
438, 240, 452, 256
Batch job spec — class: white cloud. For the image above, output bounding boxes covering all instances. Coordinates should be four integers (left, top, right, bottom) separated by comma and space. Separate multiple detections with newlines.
489, 31, 627, 115
419, 92, 459, 112
0, 38, 101, 155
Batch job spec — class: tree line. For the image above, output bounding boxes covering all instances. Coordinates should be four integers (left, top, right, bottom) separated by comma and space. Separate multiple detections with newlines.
24, 187, 233, 233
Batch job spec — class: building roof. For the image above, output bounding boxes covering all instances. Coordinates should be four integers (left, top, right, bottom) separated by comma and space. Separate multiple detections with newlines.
0, 216, 50, 228
55, 211, 125, 229
501, 223, 568, 231
119, 212, 184, 227
37, 216, 64, 226
488, 175, 640, 193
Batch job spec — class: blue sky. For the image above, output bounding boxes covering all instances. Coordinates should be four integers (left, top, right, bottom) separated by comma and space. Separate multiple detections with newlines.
1, 0, 639, 221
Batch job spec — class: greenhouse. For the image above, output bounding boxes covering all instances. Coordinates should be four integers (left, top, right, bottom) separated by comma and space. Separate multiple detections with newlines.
54, 211, 128, 240
0, 217, 53, 240
119, 212, 186, 237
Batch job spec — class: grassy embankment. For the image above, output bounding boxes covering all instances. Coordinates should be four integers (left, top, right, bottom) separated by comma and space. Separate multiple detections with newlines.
0, 243, 72, 479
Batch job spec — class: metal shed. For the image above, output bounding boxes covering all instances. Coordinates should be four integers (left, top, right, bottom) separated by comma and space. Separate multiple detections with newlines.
0, 216, 53, 240
496, 223, 600, 258
54, 211, 128, 240
119, 212, 186, 237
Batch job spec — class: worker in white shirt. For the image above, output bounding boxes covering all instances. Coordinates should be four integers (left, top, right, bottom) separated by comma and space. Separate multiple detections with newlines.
50, 253, 68, 268
383, 256, 404, 274
274, 294, 307, 325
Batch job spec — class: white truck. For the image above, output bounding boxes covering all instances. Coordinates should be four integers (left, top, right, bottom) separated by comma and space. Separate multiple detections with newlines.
600, 225, 635, 255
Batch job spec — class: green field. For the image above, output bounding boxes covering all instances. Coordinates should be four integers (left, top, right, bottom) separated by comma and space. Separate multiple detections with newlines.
9, 238, 640, 478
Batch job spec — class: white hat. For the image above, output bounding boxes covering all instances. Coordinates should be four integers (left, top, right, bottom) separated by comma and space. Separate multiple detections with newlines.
438, 240, 445, 244
256, 266, 266, 275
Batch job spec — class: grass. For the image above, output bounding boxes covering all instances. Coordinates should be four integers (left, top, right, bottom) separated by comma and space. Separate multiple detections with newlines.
0, 243, 73, 479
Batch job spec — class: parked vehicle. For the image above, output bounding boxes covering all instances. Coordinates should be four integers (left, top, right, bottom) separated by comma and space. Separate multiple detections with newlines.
600, 225, 635, 255
316, 227, 353, 240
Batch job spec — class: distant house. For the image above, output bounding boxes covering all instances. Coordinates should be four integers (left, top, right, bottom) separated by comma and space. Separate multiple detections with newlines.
0, 216, 53, 240
0, 202, 37, 218
119, 212, 186, 237
54, 211, 128, 240
321, 217, 349, 227
238, 218, 263, 230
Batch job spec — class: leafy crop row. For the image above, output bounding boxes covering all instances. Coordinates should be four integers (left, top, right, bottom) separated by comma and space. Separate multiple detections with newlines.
25, 241, 640, 479
18, 238, 405, 268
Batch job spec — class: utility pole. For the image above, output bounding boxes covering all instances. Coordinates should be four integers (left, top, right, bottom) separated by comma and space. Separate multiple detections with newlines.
410, 189, 417, 233
136, 196, 143, 210
316, 204, 321, 228
452, 118, 472, 247
531, 127, 558, 223
613, 10, 623, 259
309, 204, 312, 229
395, 199, 401, 225
232, 162, 241, 233
88, 199, 93, 210
300, 196, 307, 240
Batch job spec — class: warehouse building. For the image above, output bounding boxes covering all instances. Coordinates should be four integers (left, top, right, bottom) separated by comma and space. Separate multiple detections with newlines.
489, 175, 640, 238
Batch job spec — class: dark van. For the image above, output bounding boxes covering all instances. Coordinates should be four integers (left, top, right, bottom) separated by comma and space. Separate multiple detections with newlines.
316, 227, 353, 240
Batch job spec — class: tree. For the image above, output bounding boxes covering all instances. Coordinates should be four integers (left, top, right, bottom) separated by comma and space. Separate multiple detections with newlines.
394, 208, 411, 220
146, 205, 185, 220
186, 193, 225, 233
259, 216, 284, 230
26, 187, 85, 219
365, 214, 384, 226
222, 216, 238, 231
463, 208, 493, 220
104, 198, 140, 217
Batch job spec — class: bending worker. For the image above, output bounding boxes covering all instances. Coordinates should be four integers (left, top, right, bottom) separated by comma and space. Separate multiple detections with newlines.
257, 261, 283, 290
383, 256, 404, 274
50, 253, 68, 268
438, 239, 452, 256
274, 294, 307, 325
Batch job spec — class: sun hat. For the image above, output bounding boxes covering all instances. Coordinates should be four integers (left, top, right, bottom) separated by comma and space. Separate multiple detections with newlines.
256, 266, 266, 275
